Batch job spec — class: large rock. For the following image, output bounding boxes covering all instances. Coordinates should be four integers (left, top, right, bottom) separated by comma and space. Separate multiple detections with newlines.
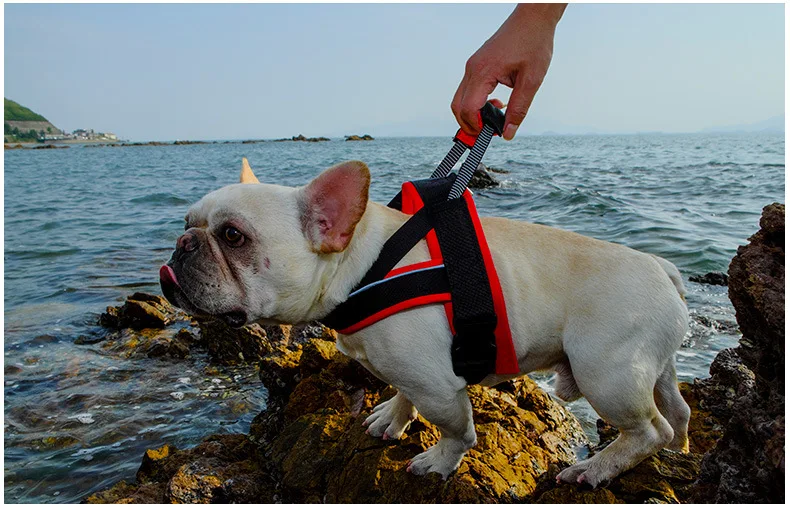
93, 291, 337, 365
87, 329, 722, 504
689, 203, 785, 503
467, 163, 499, 189
99, 292, 186, 330
84, 436, 276, 503
689, 271, 729, 286
87, 337, 596, 503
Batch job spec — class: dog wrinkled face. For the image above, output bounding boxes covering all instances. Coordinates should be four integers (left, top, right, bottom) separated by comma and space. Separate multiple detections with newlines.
161, 184, 294, 327
160, 159, 370, 328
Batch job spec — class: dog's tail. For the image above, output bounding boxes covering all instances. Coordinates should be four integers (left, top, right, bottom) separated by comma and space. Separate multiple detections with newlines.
650, 254, 686, 302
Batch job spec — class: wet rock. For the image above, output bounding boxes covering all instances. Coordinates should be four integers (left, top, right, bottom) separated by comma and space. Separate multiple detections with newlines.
5, 364, 22, 375
487, 166, 510, 174
145, 329, 192, 359
99, 292, 185, 330
531, 450, 702, 504
689, 271, 729, 286
275, 134, 330, 142
345, 134, 374, 141
197, 321, 273, 365
74, 334, 106, 345
86, 435, 275, 504
727, 203, 784, 385
467, 163, 499, 189
30, 144, 68, 150
689, 311, 739, 335
689, 203, 785, 503
36, 435, 81, 450
678, 382, 725, 454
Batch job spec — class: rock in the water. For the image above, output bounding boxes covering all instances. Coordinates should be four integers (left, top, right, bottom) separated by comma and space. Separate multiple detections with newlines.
197, 320, 334, 366
467, 163, 498, 189
275, 134, 330, 142
197, 321, 272, 365
345, 134, 374, 141
689, 271, 729, 286
689, 203, 785, 503
85, 436, 275, 503
99, 292, 185, 330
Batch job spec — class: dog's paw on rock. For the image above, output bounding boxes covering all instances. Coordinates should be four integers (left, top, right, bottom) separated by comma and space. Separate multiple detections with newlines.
406, 444, 464, 479
363, 392, 417, 439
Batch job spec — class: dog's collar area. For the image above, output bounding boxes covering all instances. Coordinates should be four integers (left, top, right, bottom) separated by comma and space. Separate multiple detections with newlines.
321, 175, 519, 385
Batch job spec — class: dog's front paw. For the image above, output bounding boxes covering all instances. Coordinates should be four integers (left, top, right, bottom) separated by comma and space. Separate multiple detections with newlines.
362, 394, 417, 440
406, 444, 463, 479
556, 459, 611, 488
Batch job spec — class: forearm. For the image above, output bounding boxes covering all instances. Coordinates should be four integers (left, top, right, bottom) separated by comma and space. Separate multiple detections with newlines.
510, 3, 567, 27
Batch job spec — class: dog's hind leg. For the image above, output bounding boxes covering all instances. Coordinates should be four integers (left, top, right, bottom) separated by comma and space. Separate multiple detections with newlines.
554, 358, 582, 402
363, 391, 418, 440
557, 329, 674, 487
653, 359, 690, 452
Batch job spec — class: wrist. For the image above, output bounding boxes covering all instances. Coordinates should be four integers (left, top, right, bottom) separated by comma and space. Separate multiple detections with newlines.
511, 3, 567, 27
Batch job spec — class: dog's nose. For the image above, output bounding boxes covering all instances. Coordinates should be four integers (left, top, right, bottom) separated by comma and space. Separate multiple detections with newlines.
177, 231, 199, 253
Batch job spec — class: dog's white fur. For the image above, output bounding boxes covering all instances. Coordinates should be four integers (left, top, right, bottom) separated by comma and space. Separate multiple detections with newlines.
173, 160, 690, 487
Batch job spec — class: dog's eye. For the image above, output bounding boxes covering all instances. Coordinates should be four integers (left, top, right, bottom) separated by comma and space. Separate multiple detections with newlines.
223, 226, 244, 246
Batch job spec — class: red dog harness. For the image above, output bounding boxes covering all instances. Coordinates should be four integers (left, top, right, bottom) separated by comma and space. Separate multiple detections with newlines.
321, 103, 519, 384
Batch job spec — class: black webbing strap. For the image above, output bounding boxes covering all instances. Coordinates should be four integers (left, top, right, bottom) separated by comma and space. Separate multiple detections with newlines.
321, 265, 450, 332
355, 208, 432, 289
411, 177, 498, 384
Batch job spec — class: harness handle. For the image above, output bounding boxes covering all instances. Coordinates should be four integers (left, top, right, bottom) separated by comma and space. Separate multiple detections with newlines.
429, 102, 506, 199
447, 103, 505, 200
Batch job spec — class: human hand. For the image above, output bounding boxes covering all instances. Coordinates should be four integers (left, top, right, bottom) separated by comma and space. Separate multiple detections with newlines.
451, 4, 566, 140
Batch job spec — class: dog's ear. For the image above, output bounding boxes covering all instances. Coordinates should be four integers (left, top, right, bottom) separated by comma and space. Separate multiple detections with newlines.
240, 157, 260, 184
299, 160, 370, 253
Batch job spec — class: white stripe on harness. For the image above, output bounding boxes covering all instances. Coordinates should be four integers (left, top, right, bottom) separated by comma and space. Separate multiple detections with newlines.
348, 264, 446, 298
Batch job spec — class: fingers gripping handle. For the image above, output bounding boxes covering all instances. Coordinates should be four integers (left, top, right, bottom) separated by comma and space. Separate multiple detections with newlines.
454, 102, 506, 147
431, 102, 505, 194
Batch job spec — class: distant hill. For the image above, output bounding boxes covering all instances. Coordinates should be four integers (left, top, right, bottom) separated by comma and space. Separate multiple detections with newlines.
5, 98, 48, 122
4, 98, 62, 142
700, 115, 784, 134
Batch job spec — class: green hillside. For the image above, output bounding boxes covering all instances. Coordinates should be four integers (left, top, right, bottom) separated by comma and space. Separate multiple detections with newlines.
5, 98, 48, 122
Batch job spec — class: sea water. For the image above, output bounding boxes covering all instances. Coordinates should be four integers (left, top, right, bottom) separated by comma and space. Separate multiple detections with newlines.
4, 133, 784, 502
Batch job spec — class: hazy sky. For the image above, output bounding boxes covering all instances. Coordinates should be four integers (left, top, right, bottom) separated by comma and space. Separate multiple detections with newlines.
4, 3, 785, 140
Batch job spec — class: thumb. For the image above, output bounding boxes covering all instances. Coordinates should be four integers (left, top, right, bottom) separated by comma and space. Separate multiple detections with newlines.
502, 78, 539, 140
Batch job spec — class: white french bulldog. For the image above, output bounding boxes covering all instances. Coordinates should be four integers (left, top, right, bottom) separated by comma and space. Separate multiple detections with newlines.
160, 158, 690, 488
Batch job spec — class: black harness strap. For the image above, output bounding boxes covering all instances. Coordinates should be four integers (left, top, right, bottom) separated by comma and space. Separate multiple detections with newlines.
355, 208, 432, 289
321, 265, 450, 332
413, 177, 497, 383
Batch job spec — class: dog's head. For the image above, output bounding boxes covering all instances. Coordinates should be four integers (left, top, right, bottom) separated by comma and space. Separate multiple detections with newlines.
160, 158, 370, 327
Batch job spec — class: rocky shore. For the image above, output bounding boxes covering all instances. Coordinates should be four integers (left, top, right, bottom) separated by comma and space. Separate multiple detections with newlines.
84, 204, 784, 503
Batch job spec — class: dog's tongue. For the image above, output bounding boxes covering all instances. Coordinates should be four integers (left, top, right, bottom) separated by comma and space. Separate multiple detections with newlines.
159, 265, 180, 288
